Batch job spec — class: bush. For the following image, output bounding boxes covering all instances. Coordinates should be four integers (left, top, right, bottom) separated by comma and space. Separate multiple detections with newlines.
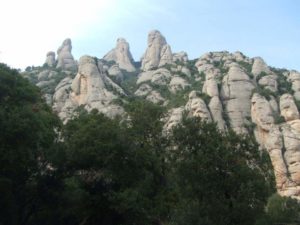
265, 194, 300, 225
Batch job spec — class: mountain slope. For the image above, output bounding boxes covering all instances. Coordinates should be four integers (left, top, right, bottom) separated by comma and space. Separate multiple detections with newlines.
23, 30, 300, 199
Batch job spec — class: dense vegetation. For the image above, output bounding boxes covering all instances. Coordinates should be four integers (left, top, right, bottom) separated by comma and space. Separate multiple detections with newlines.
1, 63, 300, 225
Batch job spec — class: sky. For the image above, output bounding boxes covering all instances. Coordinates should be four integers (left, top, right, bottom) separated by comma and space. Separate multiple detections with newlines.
0, 0, 299, 71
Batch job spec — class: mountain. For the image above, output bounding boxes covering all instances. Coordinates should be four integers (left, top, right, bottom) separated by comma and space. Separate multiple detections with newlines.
22, 30, 300, 200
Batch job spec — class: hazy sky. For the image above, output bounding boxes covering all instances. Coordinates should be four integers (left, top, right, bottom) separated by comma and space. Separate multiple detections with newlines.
0, 0, 299, 71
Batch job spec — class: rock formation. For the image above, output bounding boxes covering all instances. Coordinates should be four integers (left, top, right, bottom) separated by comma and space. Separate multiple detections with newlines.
173, 51, 188, 63
23, 30, 300, 200
288, 70, 300, 100
103, 38, 136, 72
251, 93, 300, 199
141, 30, 173, 71
56, 38, 77, 71
185, 91, 212, 121
53, 55, 125, 122
252, 57, 271, 76
45, 51, 56, 67
221, 63, 255, 133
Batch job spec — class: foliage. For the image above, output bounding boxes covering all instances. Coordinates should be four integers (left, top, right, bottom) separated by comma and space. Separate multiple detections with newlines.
59, 101, 173, 225
119, 69, 139, 95
270, 67, 294, 95
294, 99, 300, 112
237, 61, 253, 75
252, 86, 276, 101
185, 59, 198, 75
0, 63, 62, 225
273, 113, 285, 124
0, 63, 282, 225
263, 194, 300, 225
170, 116, 274, 225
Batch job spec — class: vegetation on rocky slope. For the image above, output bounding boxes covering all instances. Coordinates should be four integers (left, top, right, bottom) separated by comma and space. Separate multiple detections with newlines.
2, 63, 300, 225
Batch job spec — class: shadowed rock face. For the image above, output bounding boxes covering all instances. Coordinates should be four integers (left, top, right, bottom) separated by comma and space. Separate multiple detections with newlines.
103, 38, 136, 72
141, 30, 173, 71
56, 38, 77, 71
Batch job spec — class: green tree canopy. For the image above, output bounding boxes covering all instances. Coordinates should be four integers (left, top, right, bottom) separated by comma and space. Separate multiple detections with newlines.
0, 63, 61, 225
170, 116, 274, 225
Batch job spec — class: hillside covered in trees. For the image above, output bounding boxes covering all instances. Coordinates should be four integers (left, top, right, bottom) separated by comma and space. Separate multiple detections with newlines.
1, 62, 300, 225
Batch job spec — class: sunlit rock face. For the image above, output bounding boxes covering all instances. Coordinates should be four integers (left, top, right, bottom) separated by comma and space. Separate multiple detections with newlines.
103, 38, 136, 72
56, 38, 77, 71
251, 57, 271, 76
251, 93, 300, 199
141, 30, 173, 71
53, 55, 125, 122
221, 63, 255, 134
185, 91, 212, 121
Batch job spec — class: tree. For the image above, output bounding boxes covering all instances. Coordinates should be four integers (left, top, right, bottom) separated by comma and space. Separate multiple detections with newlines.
170, 115, 274, 225
265, 194, 300, 225
0, 63, 61, 225
61, 103, 172, 225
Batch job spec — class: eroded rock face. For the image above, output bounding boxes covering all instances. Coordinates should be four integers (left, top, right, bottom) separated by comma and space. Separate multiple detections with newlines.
141, 30, 172, 71
173, 51, 188, 63
56, 38, 77, 71
252, 57, 271, 76
288, 71, 300, 100
169, 76, 190, 93
221, 64, 255, 133
209, 96, 226, 130
107, 64, 123, 82
258, 75, 278, 92
251, 93, 300, 199
280, 94, 299, 122
164, 107, 184, 132
137, 68, 172, 85
185, 91, 212, 121
202, 69, 221, 97
103, 38, 136, 72
45, 51, 56, 67
53, 55, 125, 122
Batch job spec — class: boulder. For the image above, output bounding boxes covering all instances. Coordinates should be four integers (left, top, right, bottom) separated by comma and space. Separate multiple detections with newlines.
258, 75, 278, 92
251, 57, 271, 76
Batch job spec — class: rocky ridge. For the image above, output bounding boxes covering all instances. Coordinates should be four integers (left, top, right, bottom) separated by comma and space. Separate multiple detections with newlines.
23, 30, 300, 199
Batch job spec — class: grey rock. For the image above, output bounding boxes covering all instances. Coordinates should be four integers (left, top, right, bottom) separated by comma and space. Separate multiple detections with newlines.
45, 51, 56, 67
185, 91, 212, 121
103, 38, 136, 72
141, 30, 172, 71
56, 38, 77, 71
251, 57, 271, 76
173, 51, 188, 62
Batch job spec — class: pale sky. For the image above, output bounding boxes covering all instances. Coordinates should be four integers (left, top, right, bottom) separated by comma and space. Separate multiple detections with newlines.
0, 0, 299, 71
